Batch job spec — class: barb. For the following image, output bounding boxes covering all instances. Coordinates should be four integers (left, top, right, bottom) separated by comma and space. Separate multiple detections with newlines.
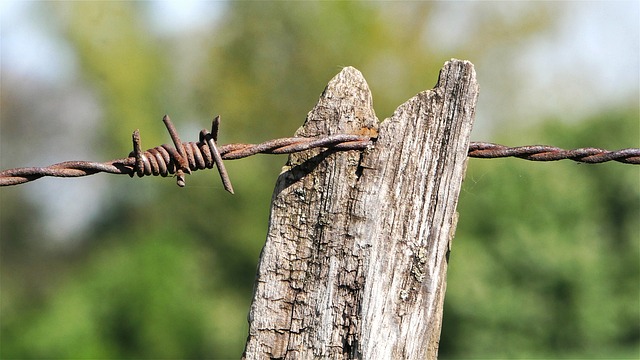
0, 116, 638, 190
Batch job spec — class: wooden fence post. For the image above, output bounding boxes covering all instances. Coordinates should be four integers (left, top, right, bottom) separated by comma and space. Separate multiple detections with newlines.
243, 60, 478, 359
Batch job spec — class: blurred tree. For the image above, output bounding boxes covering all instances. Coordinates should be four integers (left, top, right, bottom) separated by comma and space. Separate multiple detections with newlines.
441, 109, 639, 358
1, 1, 637, 359
54, 1, 172, 151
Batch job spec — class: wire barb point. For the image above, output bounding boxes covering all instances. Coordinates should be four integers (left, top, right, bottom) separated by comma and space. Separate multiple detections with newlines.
202, 115, 234, 194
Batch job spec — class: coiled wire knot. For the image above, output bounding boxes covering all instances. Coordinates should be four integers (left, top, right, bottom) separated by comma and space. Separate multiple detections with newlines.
129, 115, 373, 194
131, 115, 234, 193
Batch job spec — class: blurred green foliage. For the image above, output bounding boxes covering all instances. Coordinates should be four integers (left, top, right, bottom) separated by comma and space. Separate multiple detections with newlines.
1, 2, 638, 359
442, 109, 639, 358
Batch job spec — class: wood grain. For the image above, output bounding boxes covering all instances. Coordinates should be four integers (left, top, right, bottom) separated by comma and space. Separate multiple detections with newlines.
244, 60, 478, 359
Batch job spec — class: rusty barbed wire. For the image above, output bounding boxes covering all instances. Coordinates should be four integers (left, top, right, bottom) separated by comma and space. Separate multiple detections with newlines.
0, 115, 372, 193
1, 115, 638, 192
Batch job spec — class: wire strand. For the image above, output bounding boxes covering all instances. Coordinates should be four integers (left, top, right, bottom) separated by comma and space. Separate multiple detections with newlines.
1, 117, 637, 189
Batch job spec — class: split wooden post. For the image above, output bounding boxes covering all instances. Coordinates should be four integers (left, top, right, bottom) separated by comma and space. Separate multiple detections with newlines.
243, 60, 478, 359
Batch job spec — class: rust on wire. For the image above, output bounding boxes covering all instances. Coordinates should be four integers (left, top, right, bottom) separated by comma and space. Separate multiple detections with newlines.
0, 115, 638, 191
468, 143, 640, 164
0, 115, 372, 192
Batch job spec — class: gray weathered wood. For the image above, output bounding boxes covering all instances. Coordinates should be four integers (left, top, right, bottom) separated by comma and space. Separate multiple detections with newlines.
243, 60, 478, 359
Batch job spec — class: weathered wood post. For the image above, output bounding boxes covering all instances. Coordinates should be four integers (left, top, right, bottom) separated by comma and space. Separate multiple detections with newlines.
243, 59, 478, 359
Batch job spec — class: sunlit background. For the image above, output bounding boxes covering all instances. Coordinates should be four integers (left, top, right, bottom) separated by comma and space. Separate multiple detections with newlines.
1, 1, 638, 358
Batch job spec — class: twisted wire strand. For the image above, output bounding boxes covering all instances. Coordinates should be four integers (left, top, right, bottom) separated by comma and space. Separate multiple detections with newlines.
468, 143, 640, 164
1, 117, 638, 189
0, 137, 372, 187
0, 116, 373, 189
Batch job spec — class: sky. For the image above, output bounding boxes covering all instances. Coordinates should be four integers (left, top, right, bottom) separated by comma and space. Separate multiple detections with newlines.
1, 1, 639, 243
0, 1, 225, 82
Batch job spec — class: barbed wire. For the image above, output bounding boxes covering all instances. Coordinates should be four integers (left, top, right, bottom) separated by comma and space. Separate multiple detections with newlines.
1, 116, 638, 192
468, 142, 640, 164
